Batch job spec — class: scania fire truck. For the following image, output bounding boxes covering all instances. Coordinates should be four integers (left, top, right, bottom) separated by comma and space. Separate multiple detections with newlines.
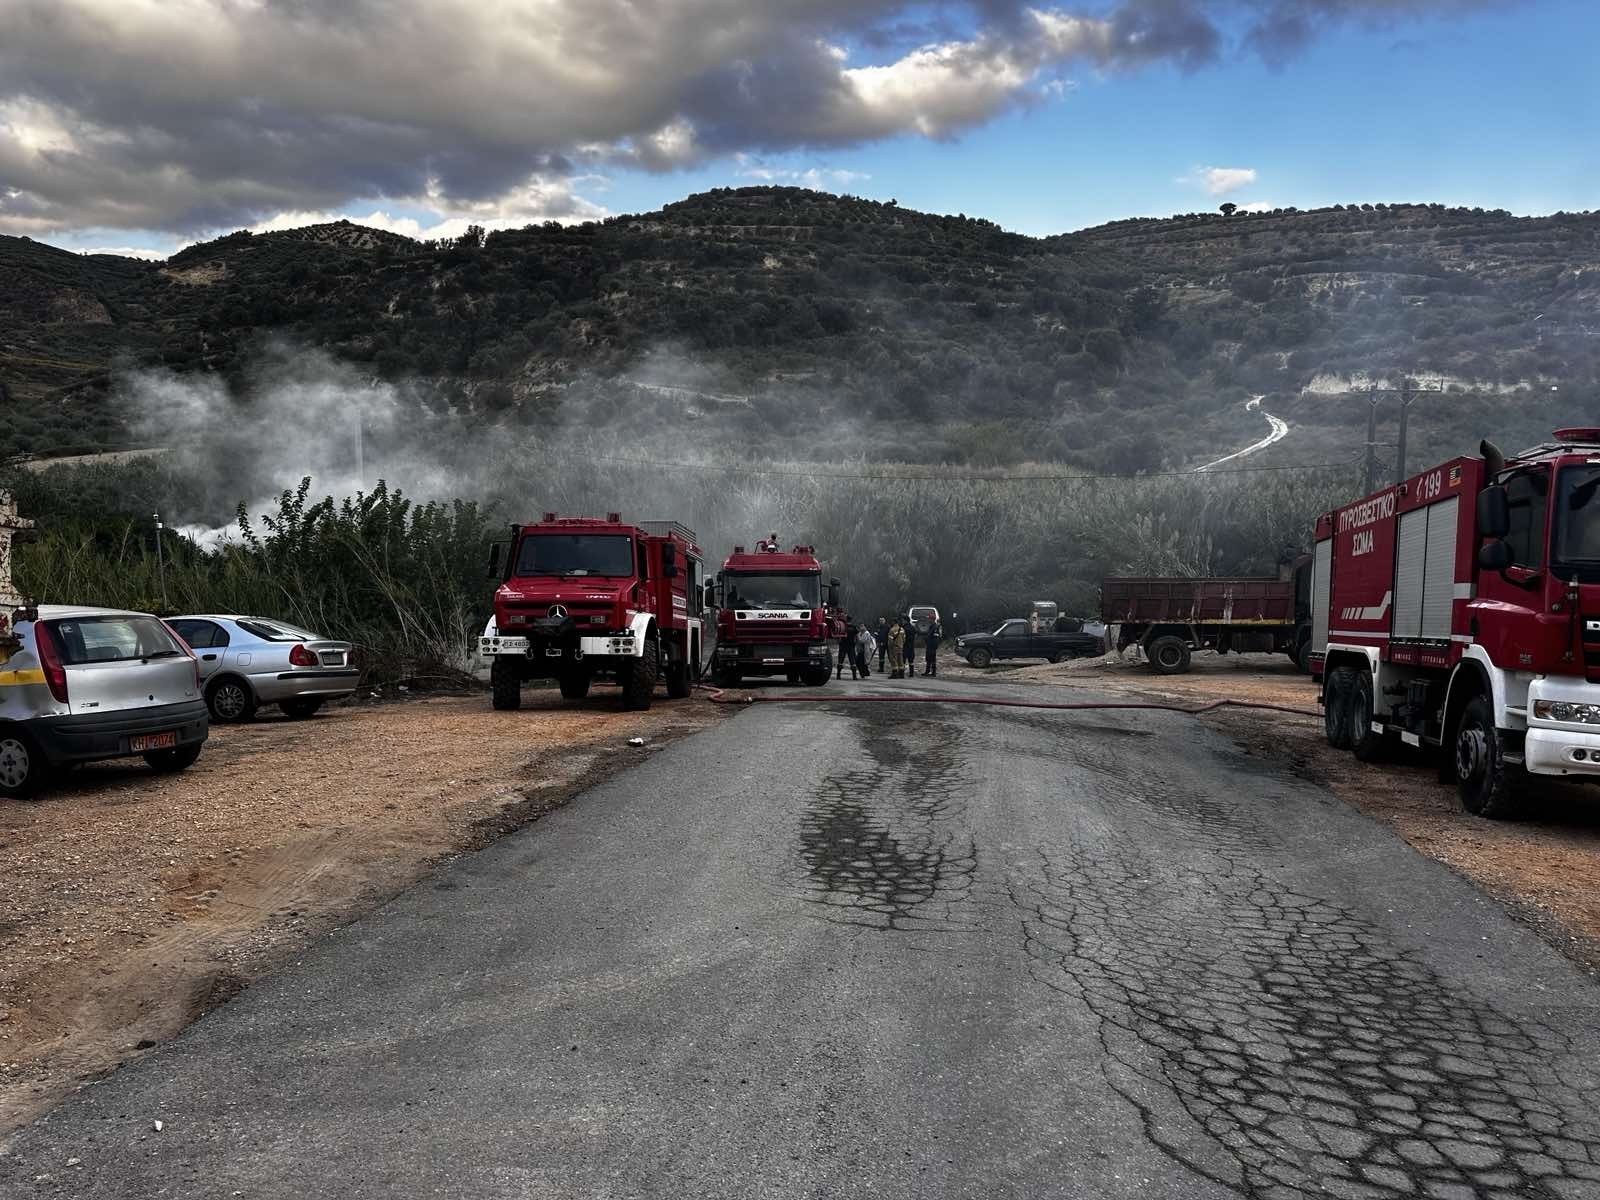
479, 513, 705, 711
705, 535, 842, 686
1313, 428, 1600, 817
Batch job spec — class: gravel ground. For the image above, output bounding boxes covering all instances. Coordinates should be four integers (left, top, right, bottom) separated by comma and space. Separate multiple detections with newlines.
0, 688, 727, 1131
944, 650, 1600, 973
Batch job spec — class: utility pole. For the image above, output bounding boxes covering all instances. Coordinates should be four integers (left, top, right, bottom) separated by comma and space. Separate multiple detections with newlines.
353, 410, 364, 491
153, 512, 169, 612
1364, 383, 1380, 495
1395, 377, 1416, 485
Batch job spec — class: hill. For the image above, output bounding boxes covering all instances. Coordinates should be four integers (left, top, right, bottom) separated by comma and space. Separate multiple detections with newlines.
4, 190, 1599, 471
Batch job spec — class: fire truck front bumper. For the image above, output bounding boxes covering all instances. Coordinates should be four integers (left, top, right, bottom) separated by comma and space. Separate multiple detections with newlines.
479, 633, 643, 659
1524, 679, 1600, 777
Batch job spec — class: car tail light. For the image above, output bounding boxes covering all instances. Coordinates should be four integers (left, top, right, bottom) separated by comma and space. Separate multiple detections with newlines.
289, 643, 319, 667
34, 622, 68, 704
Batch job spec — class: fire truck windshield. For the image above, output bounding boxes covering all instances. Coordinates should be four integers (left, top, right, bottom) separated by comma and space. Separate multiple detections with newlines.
1554, 466, 1600, 580
725, 573, 821, 610
515, 534, 634, 578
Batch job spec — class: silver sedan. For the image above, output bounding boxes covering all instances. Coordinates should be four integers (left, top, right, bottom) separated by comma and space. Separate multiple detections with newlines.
168, 615, 358, 723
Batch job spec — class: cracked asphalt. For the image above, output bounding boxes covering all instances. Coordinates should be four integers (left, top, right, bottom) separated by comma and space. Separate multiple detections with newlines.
6, 679, 1600, 1199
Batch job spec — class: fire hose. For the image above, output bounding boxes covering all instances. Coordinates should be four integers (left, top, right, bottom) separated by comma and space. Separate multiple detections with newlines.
695, 681, 1321, 722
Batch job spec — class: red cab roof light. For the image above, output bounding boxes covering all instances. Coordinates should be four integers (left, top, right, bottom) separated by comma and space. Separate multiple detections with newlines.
1553, 428, 1600, 444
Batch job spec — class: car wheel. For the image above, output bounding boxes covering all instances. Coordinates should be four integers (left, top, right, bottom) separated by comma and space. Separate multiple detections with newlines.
1148, 635, 1191, 675
968, 648, 993, 669
206, 677, 257, 724
145, 744, 203, 774
1455, 695, 1522, 819
279, 699, 323, 720
0, 730, 46, 799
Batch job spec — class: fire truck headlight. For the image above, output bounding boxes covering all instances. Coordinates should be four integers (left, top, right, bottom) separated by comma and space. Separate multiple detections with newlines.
807, 645, 828, 656
1534, 700, 1600, 724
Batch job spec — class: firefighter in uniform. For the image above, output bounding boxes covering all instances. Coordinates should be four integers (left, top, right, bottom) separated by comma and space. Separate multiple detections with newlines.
925, 614, 941, 677
904, 617, 918, 677
887, 618, 906, 679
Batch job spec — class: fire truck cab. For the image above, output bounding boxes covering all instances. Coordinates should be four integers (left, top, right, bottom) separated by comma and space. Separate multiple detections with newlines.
479, 514, 704, 711
706, 535, 842, 686
1314, 428, 1600, 817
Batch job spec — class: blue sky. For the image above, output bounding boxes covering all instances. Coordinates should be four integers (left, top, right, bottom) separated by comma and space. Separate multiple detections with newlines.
16, 0, 1597, 257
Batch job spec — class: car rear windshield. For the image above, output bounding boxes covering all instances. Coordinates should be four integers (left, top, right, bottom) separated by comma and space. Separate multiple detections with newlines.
48, 616, 184, 665
515, 534, 634, 577
236, 618, 318, 642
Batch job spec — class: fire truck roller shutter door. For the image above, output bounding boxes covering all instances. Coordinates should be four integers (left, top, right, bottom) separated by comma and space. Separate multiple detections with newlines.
1394, 508, 1428, 639
1312, 540, 1332, 654
1421, 497, 1459, 638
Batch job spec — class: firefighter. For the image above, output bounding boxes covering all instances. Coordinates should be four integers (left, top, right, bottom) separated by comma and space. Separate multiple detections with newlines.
903, 615, 918, 677
887, 617, 906, 679
875, 616, 889, 673
925, 613, 941, 677
837, 621, 859, 680
856, 624, 875, 677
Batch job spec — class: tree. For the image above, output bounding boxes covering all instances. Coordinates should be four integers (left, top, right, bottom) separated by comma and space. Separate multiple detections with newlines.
1220, 202, 1238, 218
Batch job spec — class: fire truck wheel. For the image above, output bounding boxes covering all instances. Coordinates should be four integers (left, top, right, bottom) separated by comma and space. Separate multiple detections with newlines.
1148, 636, 1191, 675
665, 659, 692, 699
559, 669, 591, 700
1323, 665, 1356, 749
1455, 695, 1522, 819
621, 636, 659, 711
712, 662, 740, 687
803, 665, 832, 686
1350, 671, 1391, 762
490, 658, 523, 711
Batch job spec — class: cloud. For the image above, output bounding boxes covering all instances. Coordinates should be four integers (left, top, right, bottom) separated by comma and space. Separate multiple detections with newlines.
1237, 200, 1274, 213
735, 156, 871, 188
1186, 166, 1259, 196
0, 0, 1515, 238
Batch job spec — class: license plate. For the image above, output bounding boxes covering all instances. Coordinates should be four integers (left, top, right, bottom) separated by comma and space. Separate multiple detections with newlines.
130, 731, 177, 752
763, 658, 784, 665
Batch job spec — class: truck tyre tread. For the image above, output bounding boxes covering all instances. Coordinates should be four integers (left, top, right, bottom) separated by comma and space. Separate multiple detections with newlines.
1455, 694, 1523, 819
622, 636, 659, 711
1350, 671, 1391, 762
665, 658, 691, 699
1148, 635, 1191, 675
491, 658, 523, 711
1324, 665, 1355, 750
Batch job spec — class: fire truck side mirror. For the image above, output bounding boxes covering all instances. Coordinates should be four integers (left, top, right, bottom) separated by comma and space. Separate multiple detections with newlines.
703, 581, 716, 609
1477, 540, 1511, 572
1477, 485, 1510, 539
486, 542, 503, 579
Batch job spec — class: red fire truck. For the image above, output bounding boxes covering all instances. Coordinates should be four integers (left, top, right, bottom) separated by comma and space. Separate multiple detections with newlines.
705, 535, 842, 686
479, 514, 705, 711
1313, 428, 1600, 817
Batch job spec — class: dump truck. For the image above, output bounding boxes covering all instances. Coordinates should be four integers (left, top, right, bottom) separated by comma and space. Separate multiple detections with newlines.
1101, 569, 1312, 674
479, 513, 705, 711
706, 535, 841, 686
1314, 427, 1600, 817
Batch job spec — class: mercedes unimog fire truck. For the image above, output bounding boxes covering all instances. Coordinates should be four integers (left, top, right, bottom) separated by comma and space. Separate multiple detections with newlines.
1313, 428, 1600, 818
479, 513, 705, 711
705, 535, 842, 686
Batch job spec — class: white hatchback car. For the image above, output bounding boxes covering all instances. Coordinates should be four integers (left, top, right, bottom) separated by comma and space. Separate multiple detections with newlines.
0, 605, 208, 799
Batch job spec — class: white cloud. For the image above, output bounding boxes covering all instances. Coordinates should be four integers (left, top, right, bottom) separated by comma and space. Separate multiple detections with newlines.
734, 156, 870, 188
1186, 166, 1259, 196
1237, 201, 1274, 213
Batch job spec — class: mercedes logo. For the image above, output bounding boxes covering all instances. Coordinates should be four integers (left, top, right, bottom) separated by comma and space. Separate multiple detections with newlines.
548, 604, 568, 619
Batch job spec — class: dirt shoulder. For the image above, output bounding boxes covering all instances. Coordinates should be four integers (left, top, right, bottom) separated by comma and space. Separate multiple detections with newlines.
0, 690, 727, 1134
949, 652, 1600, 974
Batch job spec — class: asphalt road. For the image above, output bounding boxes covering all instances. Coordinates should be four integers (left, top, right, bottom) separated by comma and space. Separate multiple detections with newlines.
7, 678, 1600, 1199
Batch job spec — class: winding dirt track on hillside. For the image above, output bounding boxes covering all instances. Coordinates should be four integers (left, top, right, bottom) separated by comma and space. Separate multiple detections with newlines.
1195, 395, 1289, 471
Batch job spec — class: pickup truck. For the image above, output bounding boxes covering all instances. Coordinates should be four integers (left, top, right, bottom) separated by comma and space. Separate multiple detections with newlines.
954, 619, 1104, 669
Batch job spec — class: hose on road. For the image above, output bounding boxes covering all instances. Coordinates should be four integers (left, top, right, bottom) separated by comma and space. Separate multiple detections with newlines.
696, 682, 1321, 722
